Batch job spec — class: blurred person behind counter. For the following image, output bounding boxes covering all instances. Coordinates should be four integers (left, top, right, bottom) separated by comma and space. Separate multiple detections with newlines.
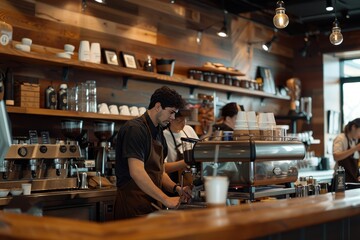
114, 86, 192, 219
213, 102, 243, 131
333, 118, 360, 183
163, 108, 198, 184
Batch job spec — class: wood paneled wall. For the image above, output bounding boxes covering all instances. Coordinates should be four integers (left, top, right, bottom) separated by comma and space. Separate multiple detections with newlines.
1, 0, 295, 140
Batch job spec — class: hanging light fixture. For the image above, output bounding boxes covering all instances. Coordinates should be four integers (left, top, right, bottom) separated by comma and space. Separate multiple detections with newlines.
326, 0, 334, 12
217, 10, 228, 38
262, 35, 277, 52
273, 0, 289, 29
196, 31, 203, 44
329, 19, 343, 45
329, 0, 343, 45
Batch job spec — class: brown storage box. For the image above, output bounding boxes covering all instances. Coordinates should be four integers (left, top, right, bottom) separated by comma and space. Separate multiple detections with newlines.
15, 83, 40, 108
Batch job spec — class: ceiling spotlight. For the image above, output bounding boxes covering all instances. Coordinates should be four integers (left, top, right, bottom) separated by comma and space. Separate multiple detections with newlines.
217, 24, 228, 38
170, 0, 175, 3
329, 19, 343, 45
217, 10, 228, 38
273, 0, 289, 29
94, 0, 106, 3
326, 0, 334, 12
262, 35, 277, 52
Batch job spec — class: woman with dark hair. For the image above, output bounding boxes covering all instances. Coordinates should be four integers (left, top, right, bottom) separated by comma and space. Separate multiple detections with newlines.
212, 102, 241, 131
333, 118, 360, 183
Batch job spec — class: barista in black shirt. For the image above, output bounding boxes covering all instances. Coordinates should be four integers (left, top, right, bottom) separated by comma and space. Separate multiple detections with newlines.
115, 86, 192, 219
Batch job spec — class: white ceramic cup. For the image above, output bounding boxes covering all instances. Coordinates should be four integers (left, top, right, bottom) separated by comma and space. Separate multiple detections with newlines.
90, 42, 101, 64
64, 44, 75, 53
130, 106, 140, 116
119, 105, 130, 115
78, 40, 90, 62
21, 183, 32, 195
138, 107, 146, 115
21, 38, 32, 46
109, 105, 119, 114
98, 103, 110, 114
204, 176, 229, 206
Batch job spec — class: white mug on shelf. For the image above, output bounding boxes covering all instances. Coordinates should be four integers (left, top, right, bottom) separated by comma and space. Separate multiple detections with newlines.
109, 105, 119, 114
78, 40, 90, 62
98, 103, 110, 114
119, 105, 130, 115
130, 106, 139, 116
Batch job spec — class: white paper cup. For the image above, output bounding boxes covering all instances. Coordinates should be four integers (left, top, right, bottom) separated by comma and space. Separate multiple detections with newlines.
204, 176, 229, 207
21, 183, 32, 195
64, 44, 75, 52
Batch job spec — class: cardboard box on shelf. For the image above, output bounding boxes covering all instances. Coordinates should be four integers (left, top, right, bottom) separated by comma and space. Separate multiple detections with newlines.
15, 82, 40, 108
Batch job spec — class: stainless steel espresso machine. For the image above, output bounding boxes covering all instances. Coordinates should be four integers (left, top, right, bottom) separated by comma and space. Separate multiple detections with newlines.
1, 142, 82, 191
182, 137, 306, 201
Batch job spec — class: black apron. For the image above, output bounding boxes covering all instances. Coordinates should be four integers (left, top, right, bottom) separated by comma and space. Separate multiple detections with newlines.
338, 137, 359, 183
114, 115, 164, 219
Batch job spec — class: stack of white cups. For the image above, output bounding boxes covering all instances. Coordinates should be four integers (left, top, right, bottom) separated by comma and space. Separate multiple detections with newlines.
257, 112, 276, 140
246, 111, 260, 137
233, 111, 249, 139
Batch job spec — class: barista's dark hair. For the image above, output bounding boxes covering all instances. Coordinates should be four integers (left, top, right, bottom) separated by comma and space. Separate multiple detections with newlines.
148, 86, 184, 110
221, 102, 239, 118
344, 118, 360, 134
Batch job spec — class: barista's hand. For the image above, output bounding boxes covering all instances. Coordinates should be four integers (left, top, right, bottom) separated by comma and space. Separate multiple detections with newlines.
177, 185, 192, 203
163, 196, 181, 209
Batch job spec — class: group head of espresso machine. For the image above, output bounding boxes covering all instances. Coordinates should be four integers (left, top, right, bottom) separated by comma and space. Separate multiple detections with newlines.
0, 143, 83, 191
181, 136, 306, 201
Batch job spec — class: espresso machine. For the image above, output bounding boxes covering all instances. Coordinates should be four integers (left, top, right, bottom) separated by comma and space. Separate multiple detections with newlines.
1, 142, 82, 191
88, 121, 115, 177
182, 137, 306, 201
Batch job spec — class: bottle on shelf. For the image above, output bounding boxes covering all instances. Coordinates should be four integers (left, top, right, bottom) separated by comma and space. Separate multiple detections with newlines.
58, 83, 68, 110
45, 85, 57, 109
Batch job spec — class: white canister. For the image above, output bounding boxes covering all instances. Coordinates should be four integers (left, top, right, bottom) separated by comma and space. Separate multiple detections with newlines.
90, 42, 101, 64
78, 40, 90, 62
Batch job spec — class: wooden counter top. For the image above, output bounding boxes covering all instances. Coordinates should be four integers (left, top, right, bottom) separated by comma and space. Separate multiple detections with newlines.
1, 189, 360, 240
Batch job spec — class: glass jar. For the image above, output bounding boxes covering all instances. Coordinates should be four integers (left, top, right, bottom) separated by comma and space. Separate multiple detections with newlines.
196, 94, 214, 135
0, 21, 13, 46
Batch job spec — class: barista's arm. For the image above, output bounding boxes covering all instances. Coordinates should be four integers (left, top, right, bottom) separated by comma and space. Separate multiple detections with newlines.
164, 160, 187, 174
333, 143, 360, 161
128, 158, 180, 208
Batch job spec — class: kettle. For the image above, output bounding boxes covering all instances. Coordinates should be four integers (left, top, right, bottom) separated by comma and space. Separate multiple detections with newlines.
156, 59, 175, 76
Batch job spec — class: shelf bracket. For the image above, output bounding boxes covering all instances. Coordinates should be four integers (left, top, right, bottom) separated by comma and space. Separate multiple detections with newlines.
189, 86, 196, 96
122, 77, 129, 90
226, 92, 232, 100
62, 66, 71, 82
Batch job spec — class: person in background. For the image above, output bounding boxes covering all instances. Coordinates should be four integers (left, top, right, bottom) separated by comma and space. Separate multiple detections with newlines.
114, 86, 192, 219
333, 118, 360, 183
212, 102, 242, 131
163, 109, 199, 184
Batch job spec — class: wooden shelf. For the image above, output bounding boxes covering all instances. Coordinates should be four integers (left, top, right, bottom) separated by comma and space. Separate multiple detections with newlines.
192, 66, 245, 76
6, 106, 134, 121
0, 43, 289, 101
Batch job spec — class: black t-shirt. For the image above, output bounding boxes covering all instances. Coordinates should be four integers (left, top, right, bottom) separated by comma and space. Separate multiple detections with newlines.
213, 122, 233, 131
115, 112, 168, 187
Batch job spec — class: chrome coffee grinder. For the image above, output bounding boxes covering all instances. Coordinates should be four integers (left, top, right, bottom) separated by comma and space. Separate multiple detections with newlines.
90, 121, 115, 176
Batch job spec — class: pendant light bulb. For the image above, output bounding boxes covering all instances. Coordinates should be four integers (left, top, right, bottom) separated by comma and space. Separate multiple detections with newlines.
329, 19, 343, 45
273, 0, 289, 29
